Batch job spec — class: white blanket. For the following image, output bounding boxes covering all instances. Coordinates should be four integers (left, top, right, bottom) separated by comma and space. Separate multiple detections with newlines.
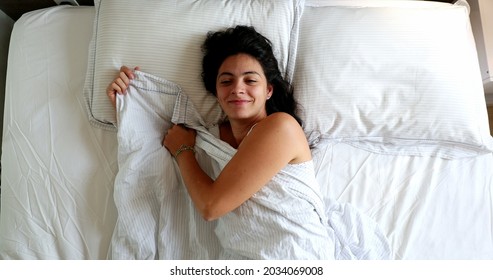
111, 71, 391, 260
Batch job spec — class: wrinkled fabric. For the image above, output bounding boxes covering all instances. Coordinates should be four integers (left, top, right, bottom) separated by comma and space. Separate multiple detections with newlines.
112, 71, 391, 259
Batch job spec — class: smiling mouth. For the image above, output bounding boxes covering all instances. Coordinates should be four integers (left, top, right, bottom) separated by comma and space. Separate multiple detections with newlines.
228, 100, 251, 105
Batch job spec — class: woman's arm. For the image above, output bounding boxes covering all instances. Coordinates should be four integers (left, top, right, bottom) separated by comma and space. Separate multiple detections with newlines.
163, 112, 311, 221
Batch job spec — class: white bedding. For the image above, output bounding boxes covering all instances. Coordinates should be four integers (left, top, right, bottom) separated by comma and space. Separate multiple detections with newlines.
313, 142, 493, 259
1, 3, 493, 260
110, 71, 222, 259
0, 6, 118, 259
112, 71, 391, 260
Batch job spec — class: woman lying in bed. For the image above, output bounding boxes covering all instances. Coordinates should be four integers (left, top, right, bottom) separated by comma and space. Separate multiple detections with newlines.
107, 25, 390, 260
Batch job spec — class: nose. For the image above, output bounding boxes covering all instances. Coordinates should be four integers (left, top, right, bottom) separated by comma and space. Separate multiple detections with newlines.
231, 80, 245, 95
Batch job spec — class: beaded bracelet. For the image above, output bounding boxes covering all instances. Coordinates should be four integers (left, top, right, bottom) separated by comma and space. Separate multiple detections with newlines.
174, 144, 195, 158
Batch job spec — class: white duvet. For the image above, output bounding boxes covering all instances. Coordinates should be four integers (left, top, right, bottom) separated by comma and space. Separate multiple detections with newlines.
111, 71, 390, 260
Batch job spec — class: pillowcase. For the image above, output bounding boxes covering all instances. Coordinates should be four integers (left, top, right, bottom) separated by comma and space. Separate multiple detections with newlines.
83, 0, 305, 131
293, 2, 493, 158
304, 0, 454, 8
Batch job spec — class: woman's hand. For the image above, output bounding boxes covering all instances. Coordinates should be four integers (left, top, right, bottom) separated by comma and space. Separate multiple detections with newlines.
106, 65, 140, 108
163, 124, 197, 157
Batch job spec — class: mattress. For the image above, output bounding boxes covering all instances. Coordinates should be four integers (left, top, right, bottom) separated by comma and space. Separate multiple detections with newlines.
1, 3, 492, 260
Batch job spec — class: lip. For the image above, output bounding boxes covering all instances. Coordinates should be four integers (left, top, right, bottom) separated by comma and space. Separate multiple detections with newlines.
228, 99, 251, 105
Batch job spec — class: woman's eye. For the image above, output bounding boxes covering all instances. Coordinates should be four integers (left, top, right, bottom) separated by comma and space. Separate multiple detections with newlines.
220, 80, 231, 85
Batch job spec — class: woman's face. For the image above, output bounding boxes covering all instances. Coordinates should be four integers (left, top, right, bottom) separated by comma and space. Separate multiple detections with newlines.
216, 53, 273, 123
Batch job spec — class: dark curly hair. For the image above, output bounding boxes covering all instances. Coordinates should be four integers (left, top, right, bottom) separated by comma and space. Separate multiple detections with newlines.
201, 25, 302, 126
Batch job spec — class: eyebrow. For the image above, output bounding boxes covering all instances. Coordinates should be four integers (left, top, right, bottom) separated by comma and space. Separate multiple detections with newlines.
217, 71, 262, 78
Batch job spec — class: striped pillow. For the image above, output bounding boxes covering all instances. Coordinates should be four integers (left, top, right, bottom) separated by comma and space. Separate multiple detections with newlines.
83, 0, 305, 131
293, 3, 493, 158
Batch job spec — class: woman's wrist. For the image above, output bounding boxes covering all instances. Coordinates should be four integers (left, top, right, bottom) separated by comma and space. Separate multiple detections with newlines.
174, 144, 195, 159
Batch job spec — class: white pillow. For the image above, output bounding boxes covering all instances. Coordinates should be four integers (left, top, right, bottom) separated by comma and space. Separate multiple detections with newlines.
305, 0, 453, 8
83, 0, 305, 130
293, 3, 493, 158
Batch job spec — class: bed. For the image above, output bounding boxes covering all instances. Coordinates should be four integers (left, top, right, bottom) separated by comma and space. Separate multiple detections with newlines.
1, 0, 492, 260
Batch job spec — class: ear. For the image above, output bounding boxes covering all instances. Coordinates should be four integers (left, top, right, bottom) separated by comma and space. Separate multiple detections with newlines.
267, 84, 273, 99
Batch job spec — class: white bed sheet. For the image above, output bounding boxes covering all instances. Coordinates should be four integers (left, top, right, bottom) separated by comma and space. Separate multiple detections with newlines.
312, 141, 493, 259
0, 6, 118, 259
1, 5, 492, 260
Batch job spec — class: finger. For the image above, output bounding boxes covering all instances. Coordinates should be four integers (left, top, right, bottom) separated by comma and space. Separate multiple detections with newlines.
115, 79, 128, 94
109, 82, 123, 94
120, 65, 130, 73
106, 85, 117, 107
134, 66, 141, 71
120, 72, 133, 85
106, 84, 114, 96
120, 65, 135, 79
109, 93, 116, 108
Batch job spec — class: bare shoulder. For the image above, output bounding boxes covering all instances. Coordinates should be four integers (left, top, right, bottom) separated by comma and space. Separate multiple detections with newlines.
265, 111, 299, 123
258, 112, 304, 137
260, 112, 301, 129
244, 112, 311, 163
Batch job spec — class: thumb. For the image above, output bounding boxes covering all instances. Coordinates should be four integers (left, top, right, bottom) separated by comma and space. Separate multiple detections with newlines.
109, 93, 117, 108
